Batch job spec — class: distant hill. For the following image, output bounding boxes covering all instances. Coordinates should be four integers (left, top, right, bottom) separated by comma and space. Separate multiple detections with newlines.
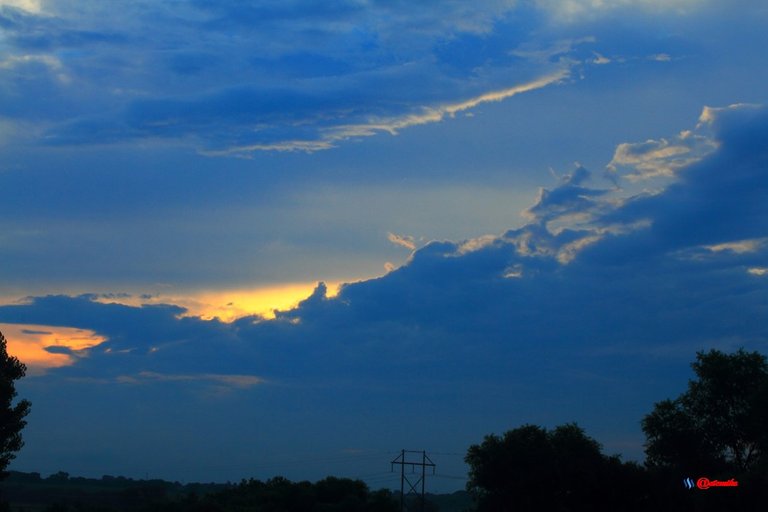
423, 491, 473, 511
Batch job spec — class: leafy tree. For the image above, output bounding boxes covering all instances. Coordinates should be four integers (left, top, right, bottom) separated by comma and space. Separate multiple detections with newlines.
642, 349, 768, 473
0, 330, 31, 479
465, 423, 646, 511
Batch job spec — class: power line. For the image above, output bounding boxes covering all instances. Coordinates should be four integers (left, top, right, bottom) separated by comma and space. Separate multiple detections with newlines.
432, 473, 467, 481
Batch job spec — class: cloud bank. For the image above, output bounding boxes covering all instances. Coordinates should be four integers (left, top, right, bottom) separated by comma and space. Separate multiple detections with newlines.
2, 103, 765, 391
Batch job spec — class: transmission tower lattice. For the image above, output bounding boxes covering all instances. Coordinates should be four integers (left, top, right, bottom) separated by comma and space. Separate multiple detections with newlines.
391, 450, 435, 512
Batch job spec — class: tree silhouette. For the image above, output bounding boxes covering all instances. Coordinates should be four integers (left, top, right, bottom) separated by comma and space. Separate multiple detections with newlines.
465, 423, 646, 511
0, 330, 31, 479
642, 349, 768, 473
641, 349, 768, 511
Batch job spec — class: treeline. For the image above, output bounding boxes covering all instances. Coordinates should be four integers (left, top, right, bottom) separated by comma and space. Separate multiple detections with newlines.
0, 473, 401, 512
0, 471, 226, 511
162, 476, 399, 512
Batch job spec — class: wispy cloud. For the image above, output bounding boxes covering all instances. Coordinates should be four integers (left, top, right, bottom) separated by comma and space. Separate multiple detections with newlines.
0, 54, 62, 70
703, 238, 765, 254
204, 68, 571, 155
607, 131, 717, 181
327, 70, 570, 138
116, 371, 265, 389
387, 232, 417, 251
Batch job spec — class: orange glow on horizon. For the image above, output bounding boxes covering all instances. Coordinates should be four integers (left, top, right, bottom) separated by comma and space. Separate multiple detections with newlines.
0, 282, 345, 373
1, 323, 107, 375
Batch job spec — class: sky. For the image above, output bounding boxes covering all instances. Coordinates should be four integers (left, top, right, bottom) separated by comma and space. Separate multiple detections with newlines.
0, 0, 767, 493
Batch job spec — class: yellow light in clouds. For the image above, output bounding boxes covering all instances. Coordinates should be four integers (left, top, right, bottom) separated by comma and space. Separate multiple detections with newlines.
1, 323, 106, 375
0, 1, 42, 13
94, 282, 342, 323
185, 283, 340, 322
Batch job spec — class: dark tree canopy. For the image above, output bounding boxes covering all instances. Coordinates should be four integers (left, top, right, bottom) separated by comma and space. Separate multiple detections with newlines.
0, 330, 31, 478
465, 423, 647, 512
642, 348, 768, 474
171, 476, 399, 512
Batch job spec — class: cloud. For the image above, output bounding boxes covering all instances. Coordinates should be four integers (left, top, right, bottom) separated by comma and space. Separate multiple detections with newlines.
0, 322, 106, 375
0, 54, 62, 70
0, 0, 41, 13
115, 371, 265, 389
596, 104, 768, 255
524, 165, 611, 226
2, 106, 765, 377
306, 69, 570, 151
21, 328, 52, 335
6, 0, 755, 158
604, 105, 762, 183
192, 0, 520, 41
703, 238, 765, 254
0, 0, 594, 153
5, 104, 766, 379
536, 0, 707, 22
89, 285, 343, 322
91, 67, 569, 156
607, 131, 716, 181
387, 232, 417, 251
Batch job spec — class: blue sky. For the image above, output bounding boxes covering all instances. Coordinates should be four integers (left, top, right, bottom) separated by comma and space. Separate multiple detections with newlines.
1, 0, 767, 492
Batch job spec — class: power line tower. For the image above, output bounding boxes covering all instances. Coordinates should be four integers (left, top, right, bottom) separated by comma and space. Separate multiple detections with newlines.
391, 450, 435, 512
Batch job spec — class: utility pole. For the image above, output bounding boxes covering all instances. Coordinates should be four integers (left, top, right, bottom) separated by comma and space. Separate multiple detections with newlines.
391, 450, 435, 512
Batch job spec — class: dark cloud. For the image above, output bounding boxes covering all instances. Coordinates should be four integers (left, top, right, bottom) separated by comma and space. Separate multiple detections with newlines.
3, 106, 766, 384
525, 166, 611, 226
595, 106, 768, 256
43, 345, 74, 355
